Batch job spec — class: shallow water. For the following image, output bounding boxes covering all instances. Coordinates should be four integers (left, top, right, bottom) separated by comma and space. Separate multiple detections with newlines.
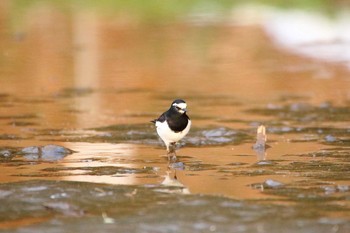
0, 2, 350, 232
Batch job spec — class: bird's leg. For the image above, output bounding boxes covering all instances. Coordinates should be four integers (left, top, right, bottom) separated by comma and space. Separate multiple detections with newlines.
167, 142, 177, 161
169, 142, 176, 153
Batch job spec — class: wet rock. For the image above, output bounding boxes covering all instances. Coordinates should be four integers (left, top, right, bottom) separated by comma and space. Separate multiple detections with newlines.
22, 146, 39, 154
0, 148, 17, 160
337, 185, 349, 192
186, 127, 250, 146
187, 162, 217, 171
324, 135, 337, 142
251, 179, 285, 190
322, 185, 350, 195
264, 179, 285, 188
168, 161, 185, 170
0, 189, 12, 198
43, 202, 85, 217
0, 149, 12, 158
22, 186, 48, 192
268, 126, 294, 134
21, 145, 75, 161
322, 186, 337, 195
42, 145, 73, 156
255, 160, 276, 166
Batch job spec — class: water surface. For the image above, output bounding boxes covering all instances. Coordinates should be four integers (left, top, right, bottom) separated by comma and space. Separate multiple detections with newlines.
0, 2, 349, 232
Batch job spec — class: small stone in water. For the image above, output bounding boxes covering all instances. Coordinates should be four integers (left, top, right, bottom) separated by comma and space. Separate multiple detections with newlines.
42, 145, 73, 155
256, 160, 274, 166
169, 162, 185, 170
21, 144, 75, 161
43, 202, 85, 217
264, 179, 284, 188
324, 135, 337, 142
21, 146, 39, 154
337, 185, 349, 192
0, 150, 11, 157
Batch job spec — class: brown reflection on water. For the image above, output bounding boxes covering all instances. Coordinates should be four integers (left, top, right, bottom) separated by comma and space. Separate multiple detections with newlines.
0, 2, 350, 202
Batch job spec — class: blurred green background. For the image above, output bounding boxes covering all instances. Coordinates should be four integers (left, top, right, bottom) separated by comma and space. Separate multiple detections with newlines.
10, 0, 348, 23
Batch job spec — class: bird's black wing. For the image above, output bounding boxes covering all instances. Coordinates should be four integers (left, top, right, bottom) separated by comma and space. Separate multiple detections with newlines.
151, 112, 166, 124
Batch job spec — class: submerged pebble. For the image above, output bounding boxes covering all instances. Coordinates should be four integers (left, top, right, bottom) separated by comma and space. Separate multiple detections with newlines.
21, 144, 75, 161
43, 202, 85, 217
269, 126, 294, 134
22, 146, 39, 154
187, 127, 248, 146
324, 135, 337, 142
337, 185, 349, 192
169, 162, 185, 170
264, 179, 284, 188
0, 190, 12, 198
0, 149, 12, 158
323, 186, 337, 195
256, 160, 275, 166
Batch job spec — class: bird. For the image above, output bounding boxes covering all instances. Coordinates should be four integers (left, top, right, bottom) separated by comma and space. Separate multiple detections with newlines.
151, 99, 191, 160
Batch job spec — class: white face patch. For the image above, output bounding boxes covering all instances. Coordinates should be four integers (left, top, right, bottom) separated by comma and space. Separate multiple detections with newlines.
172, 102, 187, 113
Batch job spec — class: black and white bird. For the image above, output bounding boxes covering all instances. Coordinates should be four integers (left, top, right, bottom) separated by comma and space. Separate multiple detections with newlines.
151, 99, 191, 160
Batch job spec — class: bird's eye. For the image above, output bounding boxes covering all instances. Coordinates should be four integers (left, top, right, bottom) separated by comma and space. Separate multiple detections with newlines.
176, 106, 181, 111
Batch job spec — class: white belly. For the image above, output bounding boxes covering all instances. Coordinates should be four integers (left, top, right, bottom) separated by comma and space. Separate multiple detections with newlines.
155, 120, 191, 145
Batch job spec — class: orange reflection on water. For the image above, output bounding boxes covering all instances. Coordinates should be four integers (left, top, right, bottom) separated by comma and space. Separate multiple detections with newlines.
0, 2, 349, 202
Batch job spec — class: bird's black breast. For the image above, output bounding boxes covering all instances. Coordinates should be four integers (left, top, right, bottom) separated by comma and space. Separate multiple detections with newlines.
166, 112, 189, 132
152, 109, 190, 133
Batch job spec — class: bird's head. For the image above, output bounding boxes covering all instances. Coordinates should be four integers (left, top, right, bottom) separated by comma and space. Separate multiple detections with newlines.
171, 99, 187, 114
